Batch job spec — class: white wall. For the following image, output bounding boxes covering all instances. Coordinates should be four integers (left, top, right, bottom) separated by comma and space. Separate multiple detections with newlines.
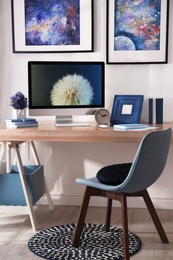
1, 0, 173, 209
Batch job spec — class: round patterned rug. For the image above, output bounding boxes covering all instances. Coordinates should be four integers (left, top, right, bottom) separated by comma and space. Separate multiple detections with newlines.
28, 223, 141, 260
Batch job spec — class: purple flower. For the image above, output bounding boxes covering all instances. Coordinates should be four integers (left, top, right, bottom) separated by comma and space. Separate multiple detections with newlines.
10, 91, 28, 109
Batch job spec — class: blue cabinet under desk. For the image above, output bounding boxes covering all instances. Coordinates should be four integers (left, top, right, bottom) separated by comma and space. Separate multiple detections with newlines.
0, 165, 44, 206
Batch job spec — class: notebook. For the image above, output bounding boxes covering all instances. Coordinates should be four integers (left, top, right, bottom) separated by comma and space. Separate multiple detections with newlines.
113, 123, 148, 130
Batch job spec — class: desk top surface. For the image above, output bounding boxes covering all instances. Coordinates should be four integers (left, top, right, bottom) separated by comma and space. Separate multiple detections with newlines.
0, 121, 172, 143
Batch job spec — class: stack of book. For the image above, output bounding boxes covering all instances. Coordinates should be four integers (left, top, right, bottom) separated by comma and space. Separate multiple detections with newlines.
5, 118, 38, 128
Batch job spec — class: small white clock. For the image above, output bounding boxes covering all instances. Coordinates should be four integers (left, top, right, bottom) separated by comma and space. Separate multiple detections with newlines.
95, 109, 110, 125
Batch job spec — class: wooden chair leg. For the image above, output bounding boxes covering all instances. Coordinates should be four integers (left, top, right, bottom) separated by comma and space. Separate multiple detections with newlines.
105, 198, 112, 232
142, 189, 169, 243
72, 186, 101, 247
120, 194, 130, 260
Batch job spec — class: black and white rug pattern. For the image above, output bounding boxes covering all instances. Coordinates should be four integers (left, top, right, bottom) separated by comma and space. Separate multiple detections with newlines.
28, 223, 141, 259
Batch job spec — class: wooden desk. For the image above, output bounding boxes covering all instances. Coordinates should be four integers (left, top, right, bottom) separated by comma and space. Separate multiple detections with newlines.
0, 121, 172, 231
0, 121, 173, 143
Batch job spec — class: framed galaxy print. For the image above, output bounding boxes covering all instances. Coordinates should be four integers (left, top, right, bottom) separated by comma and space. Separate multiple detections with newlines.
106, 0, 169, 64
11, 0, 94, 53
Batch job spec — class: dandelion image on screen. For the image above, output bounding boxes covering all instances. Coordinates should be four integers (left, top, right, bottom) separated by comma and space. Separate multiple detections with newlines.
50, 74, 94, 105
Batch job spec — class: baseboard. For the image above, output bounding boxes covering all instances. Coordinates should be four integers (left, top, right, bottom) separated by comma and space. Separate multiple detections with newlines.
39, 195, 173, 210
1, 195, 172, 214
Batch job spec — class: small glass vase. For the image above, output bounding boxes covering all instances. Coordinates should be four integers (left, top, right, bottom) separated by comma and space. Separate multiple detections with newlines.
12, 109, 26, 120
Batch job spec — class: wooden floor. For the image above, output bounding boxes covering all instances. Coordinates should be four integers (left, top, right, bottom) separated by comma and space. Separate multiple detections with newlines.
0, 205, 173, 259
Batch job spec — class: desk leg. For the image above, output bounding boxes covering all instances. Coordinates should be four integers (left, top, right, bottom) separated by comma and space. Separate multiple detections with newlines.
0, 142, 6, 165
13, 143, 37, 232
5, 141, 24, 173
1, 142, 14, 173
30, 141, 54, 210
6, 142, 12, 173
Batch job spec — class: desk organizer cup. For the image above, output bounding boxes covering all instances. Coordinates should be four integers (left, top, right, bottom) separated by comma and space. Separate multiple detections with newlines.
0, 165, 44, 206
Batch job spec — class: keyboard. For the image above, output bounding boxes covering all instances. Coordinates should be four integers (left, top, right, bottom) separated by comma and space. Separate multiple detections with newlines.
54, 123, 91, 127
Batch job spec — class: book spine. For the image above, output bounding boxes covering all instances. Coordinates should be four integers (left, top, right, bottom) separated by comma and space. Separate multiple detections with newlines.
5, 118, 36, 123
148, 98, 153, 124
156, 98, 163, 124
6, 123, 38, 128
6, 121, 38, 126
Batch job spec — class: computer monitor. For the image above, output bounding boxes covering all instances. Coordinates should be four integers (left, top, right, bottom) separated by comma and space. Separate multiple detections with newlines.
28, 61, 105, 124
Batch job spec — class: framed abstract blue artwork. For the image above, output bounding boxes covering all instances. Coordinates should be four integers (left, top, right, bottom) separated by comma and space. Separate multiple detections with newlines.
106, 0, 169, 64
110, 95, 144, 125
11, 0, 94, 53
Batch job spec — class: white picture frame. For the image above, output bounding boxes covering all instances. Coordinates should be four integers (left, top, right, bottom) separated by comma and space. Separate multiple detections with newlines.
11, 0, 94, 53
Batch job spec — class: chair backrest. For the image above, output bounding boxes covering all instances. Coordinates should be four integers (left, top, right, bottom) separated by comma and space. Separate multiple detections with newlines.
120, 128, 172, 193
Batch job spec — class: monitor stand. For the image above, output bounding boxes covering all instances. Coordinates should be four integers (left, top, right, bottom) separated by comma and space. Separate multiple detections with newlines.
54, 116, 91, 127
55, 115, 73, 125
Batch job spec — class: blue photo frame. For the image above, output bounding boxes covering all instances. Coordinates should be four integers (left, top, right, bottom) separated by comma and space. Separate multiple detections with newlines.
110, 95, 144, 125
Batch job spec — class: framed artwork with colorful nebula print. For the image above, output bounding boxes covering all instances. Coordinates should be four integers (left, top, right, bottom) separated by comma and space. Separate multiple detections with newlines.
106, 0, 169, 64
11, 0, 94, 53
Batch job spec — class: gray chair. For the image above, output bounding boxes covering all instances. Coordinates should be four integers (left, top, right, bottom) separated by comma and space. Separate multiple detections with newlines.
72, 128, 172, 260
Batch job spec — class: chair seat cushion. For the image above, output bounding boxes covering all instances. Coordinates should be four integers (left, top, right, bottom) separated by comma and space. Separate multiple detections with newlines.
96, 163, 132, 186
